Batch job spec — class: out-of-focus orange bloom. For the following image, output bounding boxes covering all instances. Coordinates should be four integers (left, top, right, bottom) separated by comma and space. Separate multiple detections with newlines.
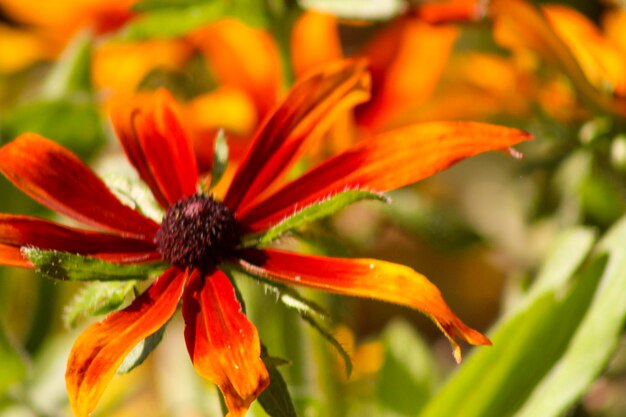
291, 11, 458, 136
490, 0, 626, 118
93, 18, 282, 169
0, 0, 135, 72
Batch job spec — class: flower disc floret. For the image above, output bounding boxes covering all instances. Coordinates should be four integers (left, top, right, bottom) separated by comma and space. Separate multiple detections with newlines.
156, 194, 241, 271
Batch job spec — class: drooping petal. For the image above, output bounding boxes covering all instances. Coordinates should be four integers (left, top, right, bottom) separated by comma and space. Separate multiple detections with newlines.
0, 214, 156, 253
0, 244, 32, 268
183, 269, 269, 417
356, 17, 458, 131
238, 121, 532, 231
238, 249, 491, 362
189, 18, 282, 119
224, 59, 371, 212
111, 89, 198, 208
290, 11, 343, 78
0, 133, 159, 238
66, 267, 187, 417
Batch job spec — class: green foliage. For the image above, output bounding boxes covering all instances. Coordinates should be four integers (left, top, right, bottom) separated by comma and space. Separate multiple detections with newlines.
419, 219, 626, 417
117, 325, 167, 374
24, 249, 167, 281
243, 190, 389, 247
377, 319, 438, 416
121, 0, 269, 40
63, 281, 138, 328
258, 346, 298, 417
0, 324, 26, 396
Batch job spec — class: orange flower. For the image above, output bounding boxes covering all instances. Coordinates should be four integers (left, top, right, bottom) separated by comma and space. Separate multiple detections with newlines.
0, 61, 531, 416
0, 0, 135, 72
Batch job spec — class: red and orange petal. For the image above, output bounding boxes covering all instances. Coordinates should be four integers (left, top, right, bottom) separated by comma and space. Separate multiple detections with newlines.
224, 59, 371, 212
0, 214, 155, 254
0, 133, 159, 239
111, 89, 198, 208
66, 267, 188, 417
183, 270, 269, 417
238, 121, 531, 231
188, 19, 282, 119
410, 0, 488, 24
238, 249, 490, 363
356, 17, 458, 131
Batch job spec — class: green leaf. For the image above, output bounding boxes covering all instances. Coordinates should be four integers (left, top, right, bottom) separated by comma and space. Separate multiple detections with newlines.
300, 314, 352, 378
105, 173, 164, 223
117, 325, 167, 374
243, 190, 389, 247
133, 0, 207, 11
23, 249, 167, 281
420, 256, 604, 417
41, 29, 93, 98
258, 345, 298, 417
63, 281, 138, 328
377, 319, 438, 416
0, 98, 105, 159
299, 0, 404, 20
513, 216, 626, 417
210, 129, 229, 189
0, 324, 26, 395
120, 0, 268, 41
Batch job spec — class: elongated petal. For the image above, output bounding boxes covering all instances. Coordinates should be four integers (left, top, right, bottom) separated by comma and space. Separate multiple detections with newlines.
239, 121, 532, 231
111, 89, 198, 208
238, 249, 490, 362
183, 269, 269, 417
189, 19, 282, 119
0, 244, 32, 268
0, 134, 159, 238
357, 17, 458, 130
224, 59, 371, 212
66, 267, 187, 417
0, 214, 155, 253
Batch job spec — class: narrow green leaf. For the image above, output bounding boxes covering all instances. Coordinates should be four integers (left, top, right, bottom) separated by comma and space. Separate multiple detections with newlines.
63, 281, 138, 328
517, 226, 597, 313
514, 216, 626, 417
120, 1, 267, 40
41, 29, 93, 98
377, 319, 438, 416
0, 324, 26, 395
300, 314, 352, 378
133, 0, 206, 11
209, 129, 229, 189
23, 249, 167, 281
258, 345, 298, 417
117, 324, 167, 374
243, 190, 390, 247
419, 225, 606, 417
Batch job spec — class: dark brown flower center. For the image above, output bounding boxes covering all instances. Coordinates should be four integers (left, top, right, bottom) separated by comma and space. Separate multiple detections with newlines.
155, 194, 241, 271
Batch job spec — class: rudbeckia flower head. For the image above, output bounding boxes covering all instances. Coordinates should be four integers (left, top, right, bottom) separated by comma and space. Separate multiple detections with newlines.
0, 60, 531, 417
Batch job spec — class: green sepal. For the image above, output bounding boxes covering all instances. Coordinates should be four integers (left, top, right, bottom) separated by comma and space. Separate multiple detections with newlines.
23, 248, 167, 281
105, 173, 164, 222
41, 29, 93, 98
63, 281, 138, 328
117, 324, 168, 374
242, 190, 390, 248
258, 345, 297, 417
210, 129, 229, 189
